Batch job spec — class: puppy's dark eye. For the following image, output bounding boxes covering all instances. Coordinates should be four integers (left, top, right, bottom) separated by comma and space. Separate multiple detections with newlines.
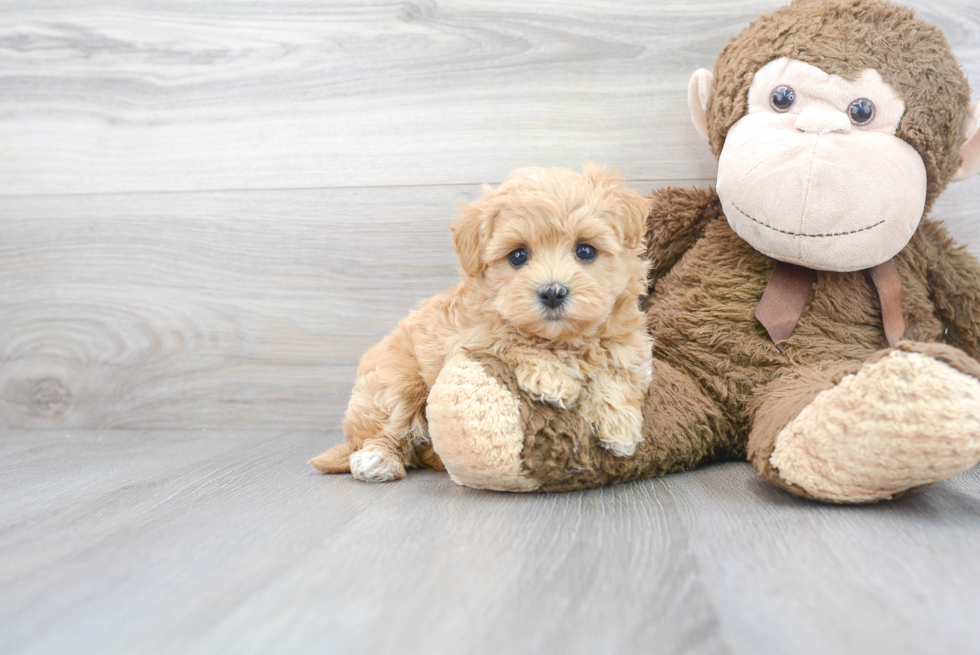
575, 243, 597, 262
508, 248, 529, 267
770, 85, 796, 112
847, 98, 875, 125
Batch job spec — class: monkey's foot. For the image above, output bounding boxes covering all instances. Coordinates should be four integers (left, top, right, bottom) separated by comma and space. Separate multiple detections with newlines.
769, 348, 980, 503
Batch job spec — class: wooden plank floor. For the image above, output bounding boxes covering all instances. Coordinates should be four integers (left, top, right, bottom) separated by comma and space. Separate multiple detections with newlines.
2, 1, 980, 653
2, 429, 980, 655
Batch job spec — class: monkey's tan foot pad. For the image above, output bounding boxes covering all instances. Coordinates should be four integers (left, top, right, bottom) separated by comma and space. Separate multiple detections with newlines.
770, 349, 980, 503
427, 353, 540, 492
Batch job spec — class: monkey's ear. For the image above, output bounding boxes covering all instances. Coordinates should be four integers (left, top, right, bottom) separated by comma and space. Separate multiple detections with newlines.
952, 101, 980, 183
688, 69, 713, 142
451, 195, 489, 277
613, 186, 652, 250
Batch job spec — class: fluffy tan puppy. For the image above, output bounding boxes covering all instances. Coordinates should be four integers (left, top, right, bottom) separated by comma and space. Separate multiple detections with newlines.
310, 165, 653, 482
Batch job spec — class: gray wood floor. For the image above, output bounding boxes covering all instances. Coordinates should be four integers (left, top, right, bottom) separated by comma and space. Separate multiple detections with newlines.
2, 1, 980, 653
2, 429, 980, 655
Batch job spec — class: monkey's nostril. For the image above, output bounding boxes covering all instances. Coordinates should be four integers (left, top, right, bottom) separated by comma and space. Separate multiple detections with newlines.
538, 283, 569, 309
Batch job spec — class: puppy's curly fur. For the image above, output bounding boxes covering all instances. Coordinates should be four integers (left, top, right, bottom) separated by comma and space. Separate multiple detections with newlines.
310, 165, 653, 481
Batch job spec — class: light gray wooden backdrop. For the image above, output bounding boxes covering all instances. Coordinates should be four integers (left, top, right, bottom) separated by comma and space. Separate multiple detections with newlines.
1, 0, 978, 429
3, 3, 980, 655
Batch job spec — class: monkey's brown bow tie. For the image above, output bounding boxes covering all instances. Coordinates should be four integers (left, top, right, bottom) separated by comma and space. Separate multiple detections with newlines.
756, 260, 905, 352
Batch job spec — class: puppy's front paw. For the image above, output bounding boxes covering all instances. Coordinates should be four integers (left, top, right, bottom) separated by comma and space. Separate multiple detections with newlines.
515, 359, 581, 408
349, 447, 407, 482
584, 402, 643, 457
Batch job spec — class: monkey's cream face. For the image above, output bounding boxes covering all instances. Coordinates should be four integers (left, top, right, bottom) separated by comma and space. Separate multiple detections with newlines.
716, 57, 927, 272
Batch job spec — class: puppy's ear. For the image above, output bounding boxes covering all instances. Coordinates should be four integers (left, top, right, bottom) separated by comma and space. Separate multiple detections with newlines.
451, 193, 490, 277
613, 186, 651, 249
583, 162, 622, 188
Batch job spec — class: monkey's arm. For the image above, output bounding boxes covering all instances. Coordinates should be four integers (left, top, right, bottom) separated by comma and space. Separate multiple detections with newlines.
646, 186, 724, 283
915, 218, 980, 359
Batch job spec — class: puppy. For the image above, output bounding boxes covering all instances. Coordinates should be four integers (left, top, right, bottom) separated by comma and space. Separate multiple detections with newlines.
310, 165, 653, 482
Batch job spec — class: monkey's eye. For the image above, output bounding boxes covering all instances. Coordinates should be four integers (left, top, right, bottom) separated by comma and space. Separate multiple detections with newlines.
770, 85, 797, 112
575, 243, 598, 262
847, 98, 875, 125
508, 247, 529, 267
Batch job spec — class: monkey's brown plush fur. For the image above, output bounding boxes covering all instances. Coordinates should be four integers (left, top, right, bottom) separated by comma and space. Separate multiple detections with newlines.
431, 192, 980, 497
425, 0, 980, 501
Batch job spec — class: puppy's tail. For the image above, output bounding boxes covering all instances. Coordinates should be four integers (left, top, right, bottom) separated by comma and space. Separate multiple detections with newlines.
309, 443, 353, 473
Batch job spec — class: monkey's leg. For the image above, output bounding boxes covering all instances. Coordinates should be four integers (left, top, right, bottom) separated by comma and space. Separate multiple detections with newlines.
428, 353, 731, 492
749, 343, 980, 503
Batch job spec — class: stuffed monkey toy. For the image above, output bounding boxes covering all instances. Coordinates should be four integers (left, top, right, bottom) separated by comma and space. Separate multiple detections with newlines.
423, 0, 980, 501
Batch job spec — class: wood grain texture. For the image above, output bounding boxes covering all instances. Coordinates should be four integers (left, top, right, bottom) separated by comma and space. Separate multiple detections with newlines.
1, 429, 979, 654
1, 176, 978, 429
662, 464, 980, 654
2, 3, 980, 653
1, 0, 978, 428
0, 184, 471, 428
0, 179, 688, 429
0, 0, 976, 195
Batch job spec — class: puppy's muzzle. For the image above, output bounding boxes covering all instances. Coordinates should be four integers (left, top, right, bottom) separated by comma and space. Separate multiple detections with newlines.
538, 283, 569, 310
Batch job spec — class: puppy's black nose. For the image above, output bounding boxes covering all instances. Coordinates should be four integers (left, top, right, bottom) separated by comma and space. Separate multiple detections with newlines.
538, 283, 569, 309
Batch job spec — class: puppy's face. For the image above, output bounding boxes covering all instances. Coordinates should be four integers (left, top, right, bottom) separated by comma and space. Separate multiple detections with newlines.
453, 166, 650, 341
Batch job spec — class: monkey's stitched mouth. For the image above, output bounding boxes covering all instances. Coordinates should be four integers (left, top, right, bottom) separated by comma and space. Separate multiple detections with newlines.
731, 202, 885, 238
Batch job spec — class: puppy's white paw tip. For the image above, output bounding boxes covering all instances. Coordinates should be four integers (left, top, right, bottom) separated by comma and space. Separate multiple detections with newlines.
350, 449, 405, 482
